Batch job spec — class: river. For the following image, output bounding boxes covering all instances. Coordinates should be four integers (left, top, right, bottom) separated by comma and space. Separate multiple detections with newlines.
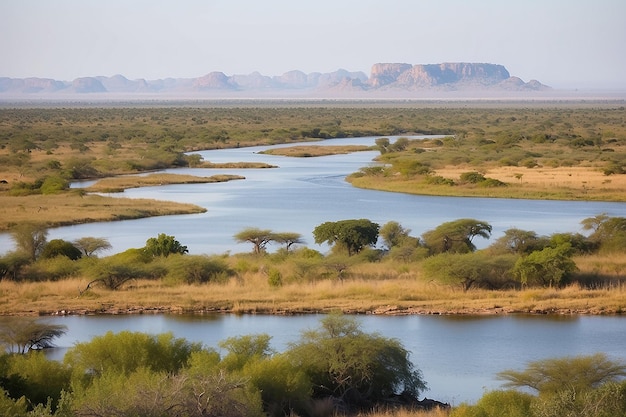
1, 135, 624, 255
44, 313, 626, 406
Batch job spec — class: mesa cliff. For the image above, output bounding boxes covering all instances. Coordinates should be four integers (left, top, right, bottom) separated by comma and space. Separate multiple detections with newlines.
0, 62, 549, 97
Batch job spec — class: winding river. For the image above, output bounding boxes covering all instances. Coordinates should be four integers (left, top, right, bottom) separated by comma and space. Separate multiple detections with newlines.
1, 135, 624, 255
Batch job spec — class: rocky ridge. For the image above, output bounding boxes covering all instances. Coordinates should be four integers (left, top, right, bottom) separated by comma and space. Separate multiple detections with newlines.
0, 62, 549, 96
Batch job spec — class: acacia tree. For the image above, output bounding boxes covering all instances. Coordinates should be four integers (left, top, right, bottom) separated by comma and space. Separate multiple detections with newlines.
40, 239, 82, 260
73, 237, 112, 257
234, 228, 275, 254
272, 232, 304, 253
10, 223, 48, 261
0, 317, 67, 354
313, 219, 379, 256
421, 218, 492, 254
497, 353, 626, 396
582, 214, 626, 253
488, 228, 543, 255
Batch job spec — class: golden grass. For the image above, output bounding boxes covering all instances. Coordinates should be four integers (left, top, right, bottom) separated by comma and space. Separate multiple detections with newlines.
436, 166, 626, 200
0, 193, 206, 231
362, 407, 451, 417
261, 145, 372, 157
2, 262, 625, 316
84, 173, 245, 193
348, 165, 626, 202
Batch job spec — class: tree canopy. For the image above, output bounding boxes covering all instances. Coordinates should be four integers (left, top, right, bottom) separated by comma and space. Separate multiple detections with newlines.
421, 218, 492, 254
143, 233, 188, 257
287, 313, 426, 411
313, 219, 379, 256
497, 353, 626, 396
234, 228, 275, 254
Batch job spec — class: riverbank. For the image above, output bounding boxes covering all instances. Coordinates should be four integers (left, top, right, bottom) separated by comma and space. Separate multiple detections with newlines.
2, 273, 624, 317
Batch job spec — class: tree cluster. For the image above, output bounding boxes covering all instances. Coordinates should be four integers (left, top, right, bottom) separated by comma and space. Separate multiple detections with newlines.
0, 314, 430, 417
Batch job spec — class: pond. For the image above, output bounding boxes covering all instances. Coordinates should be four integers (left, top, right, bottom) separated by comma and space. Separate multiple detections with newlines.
44, 313, 626, 406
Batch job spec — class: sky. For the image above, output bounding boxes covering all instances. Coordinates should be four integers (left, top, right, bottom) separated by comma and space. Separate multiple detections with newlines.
1, 0, 625, 90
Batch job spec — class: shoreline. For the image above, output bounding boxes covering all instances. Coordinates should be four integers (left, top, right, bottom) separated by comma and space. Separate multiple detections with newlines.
21, 304, 625, 318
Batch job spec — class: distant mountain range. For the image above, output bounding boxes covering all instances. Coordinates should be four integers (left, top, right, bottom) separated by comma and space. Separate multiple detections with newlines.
0, 63, 550, 97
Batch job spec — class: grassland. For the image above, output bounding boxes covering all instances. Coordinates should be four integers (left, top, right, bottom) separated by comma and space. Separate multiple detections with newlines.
1, 253, 624, 317
1, 103, 625, 318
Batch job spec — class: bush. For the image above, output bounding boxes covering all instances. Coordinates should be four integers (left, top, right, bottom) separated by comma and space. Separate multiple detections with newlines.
64, 331, 203, 380
459, 171, 486, 184
40, 239, 82, 260
39, 175, 69, 194
287, 313, 427, 412
451, 390, 533, 417
163, 254, 233, 285
421, 252, 517, 290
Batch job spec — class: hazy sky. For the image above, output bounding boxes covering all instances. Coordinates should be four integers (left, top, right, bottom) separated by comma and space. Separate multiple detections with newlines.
1, 0, 625, 89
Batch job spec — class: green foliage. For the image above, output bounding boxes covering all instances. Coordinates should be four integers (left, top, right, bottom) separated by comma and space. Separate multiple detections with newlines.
219, 334, 274, 371
489, 228, 544, 255
288, 313, 426, 411
421, 219, 492, 255
379, 221, 412, 249
460, 171, 486, 183
0, 390, 28, 417
64, 331, 202, 381
73, 237, 112, 257
530, 381, 626, 417
421, 252, 517, 290
39, 175, 69, 194
21, 255, 81, 281
0, 251, 32, 281
234, 227, 275, 254
40, 239, 82, 260
70, 367, 265, 417
512, 243, 577, 287
143, 233, 188, 258
163, 254, 233, 285
451, 390, 533, 417
582, 214, 626, 253
242, 354, 312, 417
0, 351, 71, 411
267, 268, 283, 287
497, 353, 626, 396
313, 219, 379, 256
10, 223, 48, 261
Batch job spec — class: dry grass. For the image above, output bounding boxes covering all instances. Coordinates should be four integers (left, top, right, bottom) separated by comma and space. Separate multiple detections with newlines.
0, 193, 206, 231
85, 173, 245, 193
261, 145, 372, 157
362, 407, 451, 417
349, 165, 626, 202
436, 166, 626, 200
2, 260, 625, 316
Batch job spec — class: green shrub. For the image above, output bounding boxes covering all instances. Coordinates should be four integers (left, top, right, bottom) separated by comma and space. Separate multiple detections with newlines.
451, 390, 533, 417
267, 269, 282, 287
39, 175, 69, 194
163, 254, 233, 285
